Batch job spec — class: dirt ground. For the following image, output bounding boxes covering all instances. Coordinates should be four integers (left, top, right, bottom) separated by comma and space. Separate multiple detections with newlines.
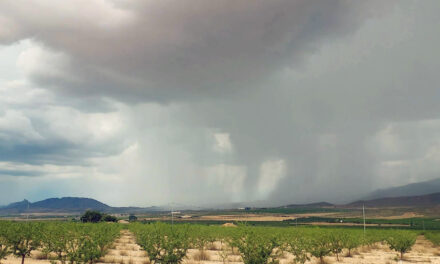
3, 232, 440, 264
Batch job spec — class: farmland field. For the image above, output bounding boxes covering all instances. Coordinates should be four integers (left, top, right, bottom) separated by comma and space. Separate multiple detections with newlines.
2, 221, 440, 264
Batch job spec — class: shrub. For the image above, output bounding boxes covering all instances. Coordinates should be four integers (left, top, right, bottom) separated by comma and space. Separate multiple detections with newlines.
80, 210, 103, 223
103, 215, 118, 222
129, 215, 138, 222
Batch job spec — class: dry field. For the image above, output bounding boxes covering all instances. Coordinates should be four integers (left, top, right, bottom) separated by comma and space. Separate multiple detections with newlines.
3, 230, 440, 264
141, 212, 341, 222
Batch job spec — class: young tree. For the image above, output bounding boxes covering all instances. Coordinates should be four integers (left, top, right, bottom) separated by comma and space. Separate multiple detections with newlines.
329, 232, 346, 262
308, 232, 332, 264
386, 231, 417, 260
231, 226, 281, 264
6, 222, 43, 264
41, 223, 83, 264
343, 233, 361, 257
218, 245, 230, 264
283, 235, 310, 264
0, 238, 10, 264
0, 222, 11, 264
134, 222, 191, 264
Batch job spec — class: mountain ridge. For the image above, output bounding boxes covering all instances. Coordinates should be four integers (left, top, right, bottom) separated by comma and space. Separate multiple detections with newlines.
346, 192, 440, 208
363, 178, 440, 200
3, 176, 440, 216
0, 197, 160, 215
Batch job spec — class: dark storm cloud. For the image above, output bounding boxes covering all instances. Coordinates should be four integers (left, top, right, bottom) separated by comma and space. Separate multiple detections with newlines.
0, 0, 390, 102
0, 0, 440, 206
0, 169, 41, 177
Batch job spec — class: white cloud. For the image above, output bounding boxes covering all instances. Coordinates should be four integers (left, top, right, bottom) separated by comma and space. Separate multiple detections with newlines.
0, 110, 43, 143
213, 133, 233, 154
17, 42, 74, 81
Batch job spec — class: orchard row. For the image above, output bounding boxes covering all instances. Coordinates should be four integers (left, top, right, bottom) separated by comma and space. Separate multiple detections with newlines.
0, 221, 121, 264
2, 221, 440, 264
130, 222, 422, 264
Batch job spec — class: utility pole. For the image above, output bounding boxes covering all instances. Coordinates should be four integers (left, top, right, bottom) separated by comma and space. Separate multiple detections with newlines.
171, 203, 174, 227
363, 204, 366, 238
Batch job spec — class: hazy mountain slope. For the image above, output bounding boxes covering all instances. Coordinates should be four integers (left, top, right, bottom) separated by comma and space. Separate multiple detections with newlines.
347, 192, 440, 208
4, 199, 31, 210
364, 178, 440, 200
283, 202, 334, 208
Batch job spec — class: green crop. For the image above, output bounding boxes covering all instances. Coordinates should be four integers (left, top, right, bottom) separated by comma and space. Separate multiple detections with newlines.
0, 221, 121, 264
3, 222, 43, 264
0, 222, 11, 264
308, 232, 333, 264
230, 225, 281, 264
131, 222, 191, 264
425, 231, 440, 246
342, 232, 361, 257
0, 219, 430, 264
280, 232, 310, 264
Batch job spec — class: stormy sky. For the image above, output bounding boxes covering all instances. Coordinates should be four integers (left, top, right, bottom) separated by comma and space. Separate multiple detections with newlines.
0, 0, 439, 207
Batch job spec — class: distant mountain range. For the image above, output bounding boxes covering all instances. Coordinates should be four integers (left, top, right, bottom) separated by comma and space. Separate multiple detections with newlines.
3, 197, 110, 211
282, 202, 334, 208
362, 178, 440, 200
0, 197, 161, 215
279, 192, 440, 209
337, 177, 440, 208
2, 178, 440, 215
346, 192, 440, 208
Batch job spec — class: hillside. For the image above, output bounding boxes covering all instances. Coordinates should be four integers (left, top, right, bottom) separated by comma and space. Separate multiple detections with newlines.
0, 197, 163, 215
0, 197, 110, 214
32, 197, 110, 210
363, 178, 440, 200
347, 192, 440, 208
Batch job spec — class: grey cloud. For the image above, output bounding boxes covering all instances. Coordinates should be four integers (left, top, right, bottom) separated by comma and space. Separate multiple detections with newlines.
1, 0, 440, 206
0, 0, 390, 102
0, 169, 41, 177
0, 82, 130, 166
